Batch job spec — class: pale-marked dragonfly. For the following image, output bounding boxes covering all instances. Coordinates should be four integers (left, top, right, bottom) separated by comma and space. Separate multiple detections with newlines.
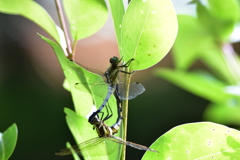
55, 114, 158, 157
72, 57, 145, 122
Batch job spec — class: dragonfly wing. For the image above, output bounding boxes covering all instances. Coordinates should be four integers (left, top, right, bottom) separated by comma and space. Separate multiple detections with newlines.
117, 82, 145, 100
71, 60, 106, 77
68, 59, 109, 100
56, 137, 119, 157
109, 136, 158, 153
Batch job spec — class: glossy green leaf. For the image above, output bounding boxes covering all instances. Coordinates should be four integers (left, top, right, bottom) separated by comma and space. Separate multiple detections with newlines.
63, 0, 108, 42
204, 102, 240, 126
142, 122, 240, 159
0, 123, 18, 160
172, 15, 233, 84
196, 0, 239, 40
156, 69, 233, 103
121, 0, 178, 70
0, 0, 60, 44
108, 0, 125, 47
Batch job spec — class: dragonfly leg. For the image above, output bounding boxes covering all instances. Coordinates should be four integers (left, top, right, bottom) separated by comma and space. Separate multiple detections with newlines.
118, 58, 134, 68
118, 59, 135, 74
102, 102, 113, 122
118, 70, 134, 74
123, 58, 134, 67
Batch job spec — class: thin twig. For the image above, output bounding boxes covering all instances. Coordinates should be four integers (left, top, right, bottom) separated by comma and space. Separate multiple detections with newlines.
54, 0, 73, 59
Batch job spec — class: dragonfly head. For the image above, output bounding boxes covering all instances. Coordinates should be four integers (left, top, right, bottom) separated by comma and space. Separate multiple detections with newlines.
110, 56, 120, 65
88, 112, 101, 125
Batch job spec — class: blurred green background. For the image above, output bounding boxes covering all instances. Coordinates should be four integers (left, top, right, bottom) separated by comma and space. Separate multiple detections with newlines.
0, 0, 232, 159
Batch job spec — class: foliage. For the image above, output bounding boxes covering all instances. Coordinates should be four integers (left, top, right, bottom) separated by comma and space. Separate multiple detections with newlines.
156, 0, 240, 126
143, 122, 240, 160
2, 0, 240, 160
0, 124, 18, 160
0, 0, 177, 159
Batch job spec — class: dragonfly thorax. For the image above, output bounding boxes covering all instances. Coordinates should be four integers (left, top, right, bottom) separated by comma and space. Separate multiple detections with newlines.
95, 122, 113, 138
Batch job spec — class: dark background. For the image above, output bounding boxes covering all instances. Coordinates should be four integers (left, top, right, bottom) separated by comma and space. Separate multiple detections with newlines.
0, 1, 209, 160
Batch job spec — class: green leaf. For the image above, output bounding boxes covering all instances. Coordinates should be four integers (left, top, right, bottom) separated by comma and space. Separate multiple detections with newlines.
63, 0, 108, 42
156, 69, 233, 103
187, 0, 200, 4
108, 0, 125, 47
207, 0, 239, 22
0, 123, 18, 160
121, 0, 178, 70
172, 15, 234, 84
142, 122, 240, 159
197, 0, 239, 40
204, 102, 240, 126
63, 79, 71, 92
0, 0, 60, 44
39, 34, 91, 116
172, 15, 210, 69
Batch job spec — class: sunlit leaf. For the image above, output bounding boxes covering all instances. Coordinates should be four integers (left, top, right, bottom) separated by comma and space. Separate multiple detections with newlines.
207, 0, 239, 22
0, 123, 18, 160
204, 102, 240, 126
108, 0, 125, 47
142, 122, 240, 159
156, 69, 233, 103
197, 0, 239, 40
0, 0, 60, 44
172, 15, 209, 69
121, 0, 178, 70
172, 15, 234, 84
63, 0, 108, 42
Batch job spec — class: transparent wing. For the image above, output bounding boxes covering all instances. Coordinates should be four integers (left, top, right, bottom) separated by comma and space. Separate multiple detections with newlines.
55, 137, 119, 157
72, 60, 106, 77
109, 136, 158, 153
117, 82, 145, 100
69, 60, 110, 107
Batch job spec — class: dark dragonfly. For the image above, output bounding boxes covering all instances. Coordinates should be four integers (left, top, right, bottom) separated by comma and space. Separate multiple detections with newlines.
55, 112, 158, 157
72, 57, 145, 122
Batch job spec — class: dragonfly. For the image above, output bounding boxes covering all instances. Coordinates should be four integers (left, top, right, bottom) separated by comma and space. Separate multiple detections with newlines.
55, 114, 158, 157
72, 57, 145, 123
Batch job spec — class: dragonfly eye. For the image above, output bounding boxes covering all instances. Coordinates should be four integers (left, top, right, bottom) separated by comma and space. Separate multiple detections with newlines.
110, 57, 118, 64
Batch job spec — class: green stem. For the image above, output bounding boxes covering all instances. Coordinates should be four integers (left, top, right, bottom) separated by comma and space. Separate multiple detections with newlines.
121, 69, 132, 160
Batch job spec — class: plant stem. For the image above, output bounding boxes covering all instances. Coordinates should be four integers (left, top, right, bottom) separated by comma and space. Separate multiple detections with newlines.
54, 0, 73, 59
121, 69, 132, 160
